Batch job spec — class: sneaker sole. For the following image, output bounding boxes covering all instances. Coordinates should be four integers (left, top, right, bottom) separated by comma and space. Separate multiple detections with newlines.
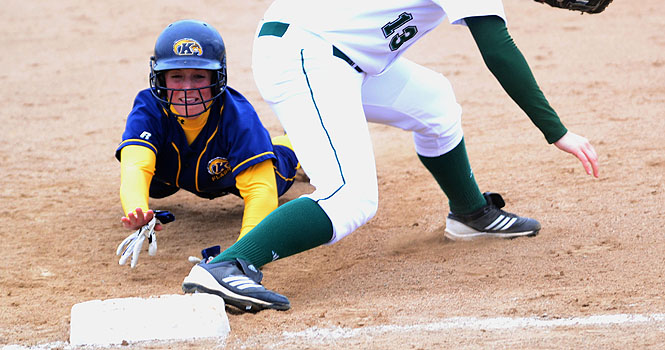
182, 265, 290, 312
444, 227, 540, 241
444, 218, 540, 241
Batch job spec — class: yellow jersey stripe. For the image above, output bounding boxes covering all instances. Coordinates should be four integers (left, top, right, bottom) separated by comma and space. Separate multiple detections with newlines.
118, 139, 157, 154
232, 152, 275, 173
171, 142, 181, 187
195, 126, 219, 192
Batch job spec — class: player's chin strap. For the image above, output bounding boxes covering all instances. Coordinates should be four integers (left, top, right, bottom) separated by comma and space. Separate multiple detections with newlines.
116, 210, 175, 269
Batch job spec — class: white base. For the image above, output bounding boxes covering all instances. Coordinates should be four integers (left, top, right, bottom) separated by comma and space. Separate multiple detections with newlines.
69, 293, 230, 346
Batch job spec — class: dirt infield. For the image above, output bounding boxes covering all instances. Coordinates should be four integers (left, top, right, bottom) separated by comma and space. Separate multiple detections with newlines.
2, 0, 664, 349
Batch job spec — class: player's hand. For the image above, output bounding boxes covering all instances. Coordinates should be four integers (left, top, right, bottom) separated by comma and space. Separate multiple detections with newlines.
553, 131, 599, 178
117, 217, 158, 268
121, 208, 163, 232
117, 210, 175, 268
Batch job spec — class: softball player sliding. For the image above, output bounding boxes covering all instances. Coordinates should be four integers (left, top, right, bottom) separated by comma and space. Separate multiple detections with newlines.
115, 20, 300, 268
182, 0, 599, 311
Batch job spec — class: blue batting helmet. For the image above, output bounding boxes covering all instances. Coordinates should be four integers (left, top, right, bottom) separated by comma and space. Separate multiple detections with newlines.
149, 19, 227, 117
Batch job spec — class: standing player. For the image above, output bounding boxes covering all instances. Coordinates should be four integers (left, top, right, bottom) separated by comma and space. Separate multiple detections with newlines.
115, 19, 300, 267
182, 1, 599, 311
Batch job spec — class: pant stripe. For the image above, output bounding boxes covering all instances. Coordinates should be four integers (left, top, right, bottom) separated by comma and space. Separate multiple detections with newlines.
300, 48, 345, 201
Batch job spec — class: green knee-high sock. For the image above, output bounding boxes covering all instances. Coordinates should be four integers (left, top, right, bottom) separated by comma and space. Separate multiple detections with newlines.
210, 197, 333, 268
418, 138, 486, 215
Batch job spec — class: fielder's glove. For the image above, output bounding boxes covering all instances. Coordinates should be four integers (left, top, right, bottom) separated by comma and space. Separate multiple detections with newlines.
533, 0, 613, 14
116, 210, 175, 268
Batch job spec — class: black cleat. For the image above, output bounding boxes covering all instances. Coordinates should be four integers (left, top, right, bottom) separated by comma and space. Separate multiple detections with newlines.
445, 192, 541, 241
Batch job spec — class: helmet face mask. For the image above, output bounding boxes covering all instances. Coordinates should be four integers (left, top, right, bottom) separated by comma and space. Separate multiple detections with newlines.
149, 20, 227, 118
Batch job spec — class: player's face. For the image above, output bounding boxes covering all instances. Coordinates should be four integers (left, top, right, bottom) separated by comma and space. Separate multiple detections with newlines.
164, 69, 213, 117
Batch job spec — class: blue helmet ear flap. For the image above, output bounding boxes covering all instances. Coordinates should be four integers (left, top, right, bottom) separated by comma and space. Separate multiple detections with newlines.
149, 55, 165, 99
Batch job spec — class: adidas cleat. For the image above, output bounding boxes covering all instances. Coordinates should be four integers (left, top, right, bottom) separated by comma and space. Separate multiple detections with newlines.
445, 192, 541, 241
182, 258, 290, 312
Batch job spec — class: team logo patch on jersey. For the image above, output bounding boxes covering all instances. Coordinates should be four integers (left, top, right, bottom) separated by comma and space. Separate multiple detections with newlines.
173, 38, 203, 56
207, 157, 231, 180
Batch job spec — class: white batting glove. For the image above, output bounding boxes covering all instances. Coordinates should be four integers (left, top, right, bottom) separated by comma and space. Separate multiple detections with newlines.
116, 217, 157, 268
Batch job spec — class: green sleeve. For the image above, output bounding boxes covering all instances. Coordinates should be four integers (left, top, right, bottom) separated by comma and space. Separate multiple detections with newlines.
464, 15, 567, 144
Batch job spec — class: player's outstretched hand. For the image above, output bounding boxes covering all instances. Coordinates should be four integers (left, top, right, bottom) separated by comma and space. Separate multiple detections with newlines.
117, 210, 175, 268
121, 207, 164, 232
553, 131, 599, 178
117, 217, 157, 268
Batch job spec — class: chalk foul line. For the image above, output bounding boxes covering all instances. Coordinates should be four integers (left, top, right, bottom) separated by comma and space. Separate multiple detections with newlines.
281, 313, 665, 342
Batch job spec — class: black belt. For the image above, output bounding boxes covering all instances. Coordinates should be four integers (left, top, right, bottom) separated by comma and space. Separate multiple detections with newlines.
258, 21, 363, 73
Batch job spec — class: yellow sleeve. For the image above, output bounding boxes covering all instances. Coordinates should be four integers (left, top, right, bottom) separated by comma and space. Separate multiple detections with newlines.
235, 159, 278, 240
119, 145, 156, 216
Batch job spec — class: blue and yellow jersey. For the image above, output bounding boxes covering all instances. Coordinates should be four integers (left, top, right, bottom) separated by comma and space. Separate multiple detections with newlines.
116, 87, 277, 198
116, 87, 300, 239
